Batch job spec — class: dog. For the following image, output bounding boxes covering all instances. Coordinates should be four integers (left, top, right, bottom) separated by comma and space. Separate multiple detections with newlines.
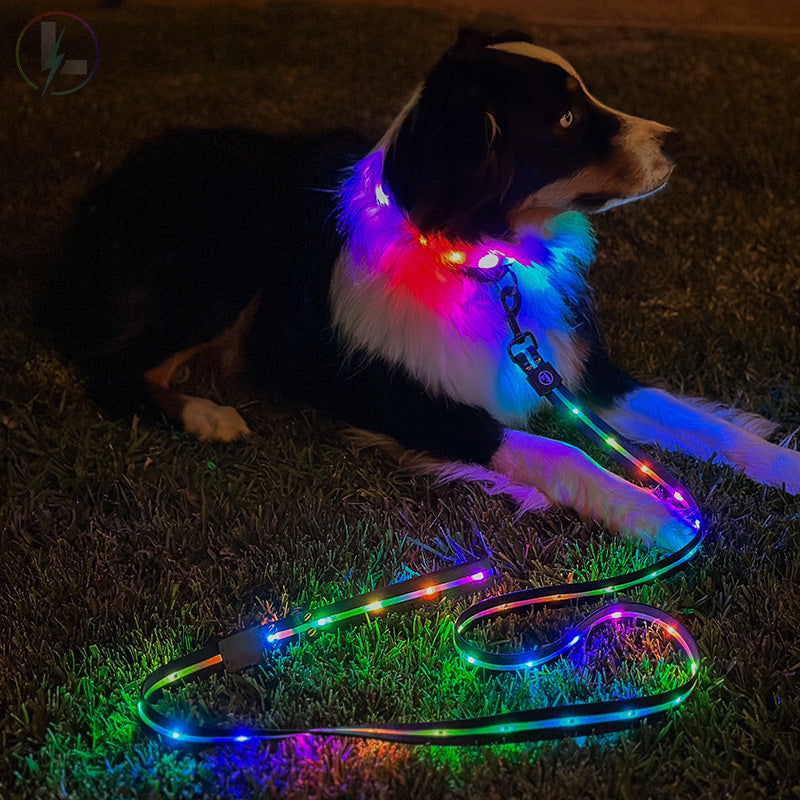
43, 29, 800, 552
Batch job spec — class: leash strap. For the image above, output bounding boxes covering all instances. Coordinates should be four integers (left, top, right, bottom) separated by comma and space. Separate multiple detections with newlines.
139, 548, 701, 744
138, 263, 704, 747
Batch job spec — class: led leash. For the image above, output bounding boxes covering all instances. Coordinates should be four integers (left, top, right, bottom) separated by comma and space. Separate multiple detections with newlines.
138, 262, 705, 747
138, 553, 701, 745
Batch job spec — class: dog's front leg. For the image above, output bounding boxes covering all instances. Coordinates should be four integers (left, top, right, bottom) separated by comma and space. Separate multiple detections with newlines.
601, 387, 800, 494
488, 429, 693, 551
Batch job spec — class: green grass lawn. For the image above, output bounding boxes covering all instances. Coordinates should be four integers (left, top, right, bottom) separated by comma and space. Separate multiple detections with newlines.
2, 4, 800, 798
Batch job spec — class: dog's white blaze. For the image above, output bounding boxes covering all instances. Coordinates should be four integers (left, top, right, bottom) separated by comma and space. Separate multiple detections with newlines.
488, 42, 580, 81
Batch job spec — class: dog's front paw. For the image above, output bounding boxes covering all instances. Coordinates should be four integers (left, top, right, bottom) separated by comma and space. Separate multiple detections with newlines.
182, 397, 251, 442
618, 501, 696, 553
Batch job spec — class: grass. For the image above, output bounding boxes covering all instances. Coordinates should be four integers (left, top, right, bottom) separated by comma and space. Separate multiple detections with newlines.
2, 3, 800, 798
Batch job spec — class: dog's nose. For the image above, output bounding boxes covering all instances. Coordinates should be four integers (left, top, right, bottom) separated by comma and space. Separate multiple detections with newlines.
659, 129, 683, 161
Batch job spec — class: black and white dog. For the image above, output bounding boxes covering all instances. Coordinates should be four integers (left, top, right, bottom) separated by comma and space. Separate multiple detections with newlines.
44, 29, 799, 551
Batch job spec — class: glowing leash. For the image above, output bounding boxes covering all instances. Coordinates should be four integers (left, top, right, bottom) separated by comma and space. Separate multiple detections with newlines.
138, 262, 704, 747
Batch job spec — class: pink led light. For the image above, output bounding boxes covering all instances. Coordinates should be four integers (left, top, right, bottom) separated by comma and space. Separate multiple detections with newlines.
471, 572, 485, 581
673, 491, 685, 503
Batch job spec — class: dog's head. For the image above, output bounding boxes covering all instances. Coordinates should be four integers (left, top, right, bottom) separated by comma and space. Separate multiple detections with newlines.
382, 29, 678, 240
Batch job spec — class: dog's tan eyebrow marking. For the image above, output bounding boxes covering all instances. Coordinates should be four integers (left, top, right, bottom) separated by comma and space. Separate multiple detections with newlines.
487, 42, 581, 82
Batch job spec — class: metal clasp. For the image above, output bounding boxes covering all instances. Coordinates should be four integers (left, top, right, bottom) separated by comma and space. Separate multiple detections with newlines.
507, 331, 542, 372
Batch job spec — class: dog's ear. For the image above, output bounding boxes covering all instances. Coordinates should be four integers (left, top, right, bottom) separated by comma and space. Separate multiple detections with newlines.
381, 31, 525, 240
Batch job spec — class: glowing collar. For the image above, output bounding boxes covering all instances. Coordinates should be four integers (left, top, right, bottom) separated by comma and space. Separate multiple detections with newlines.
336, 150, 596, 305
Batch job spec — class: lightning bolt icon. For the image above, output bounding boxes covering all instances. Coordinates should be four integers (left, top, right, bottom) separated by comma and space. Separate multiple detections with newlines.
41, 22, 66, 96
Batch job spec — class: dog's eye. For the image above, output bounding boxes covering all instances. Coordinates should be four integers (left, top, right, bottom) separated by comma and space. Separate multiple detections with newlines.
559, 110, 575, 129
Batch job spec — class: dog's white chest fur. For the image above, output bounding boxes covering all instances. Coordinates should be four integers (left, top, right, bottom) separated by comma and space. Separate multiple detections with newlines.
330, 152, 596, 426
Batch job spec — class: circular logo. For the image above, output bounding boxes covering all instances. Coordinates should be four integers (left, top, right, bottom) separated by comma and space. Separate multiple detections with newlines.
537, 369, 554, 387
16, 12, 99, 96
